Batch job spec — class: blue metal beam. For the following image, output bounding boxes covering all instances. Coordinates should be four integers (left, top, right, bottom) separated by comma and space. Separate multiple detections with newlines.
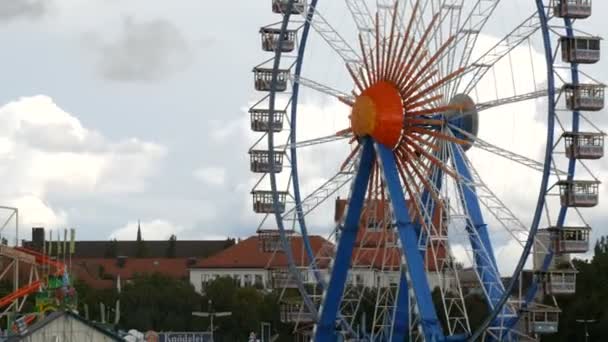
376, 143, 445, 341
315, 139, 375, 342
451, 144, 504, 308
391, 271, 409, 342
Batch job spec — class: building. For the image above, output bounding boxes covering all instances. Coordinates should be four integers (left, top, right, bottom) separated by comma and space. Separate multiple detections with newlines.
190, 197, 453, 293
22, 226, 235, 289
189, 233, 330, 292
7, 310, 123, 342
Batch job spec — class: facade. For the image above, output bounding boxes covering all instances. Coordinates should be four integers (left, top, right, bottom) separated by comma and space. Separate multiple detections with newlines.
22, 227, 235, 289
190, 198, 454, 293
8, 311, 123, 342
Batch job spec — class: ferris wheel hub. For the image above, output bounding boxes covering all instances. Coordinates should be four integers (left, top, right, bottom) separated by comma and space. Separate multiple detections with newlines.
446, 93, 479, 151
350, 81, 403, 147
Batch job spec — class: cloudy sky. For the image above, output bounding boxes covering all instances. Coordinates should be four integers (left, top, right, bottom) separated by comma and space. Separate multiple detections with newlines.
0, 0, 606, 270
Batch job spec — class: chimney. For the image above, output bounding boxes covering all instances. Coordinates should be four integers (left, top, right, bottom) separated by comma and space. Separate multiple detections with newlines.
31, 227, 45, 251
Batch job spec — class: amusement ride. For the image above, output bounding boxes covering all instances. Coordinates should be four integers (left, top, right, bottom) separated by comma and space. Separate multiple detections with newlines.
0, 211, 76, 337
249, 0, 604, 340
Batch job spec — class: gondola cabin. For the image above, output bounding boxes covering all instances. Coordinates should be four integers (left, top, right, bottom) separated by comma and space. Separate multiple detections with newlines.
253, 67, 289, 92
560, 36, 601, 64
250, 150, 285, 173
272, 0, 306, 14
543, 226, 591, 254
563, 132, 604, 160
557, 180, 599, 207
544, 269, 577, 295
554, 0, 592, 19
252, 190, 287, 213
249, 108, 285, 132
525, 305, 560, 334
563, 83, 605, 111
260, 27, 297, 52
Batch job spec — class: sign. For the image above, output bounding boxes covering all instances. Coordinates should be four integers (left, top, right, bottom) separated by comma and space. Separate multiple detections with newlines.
159, 332, 213, 342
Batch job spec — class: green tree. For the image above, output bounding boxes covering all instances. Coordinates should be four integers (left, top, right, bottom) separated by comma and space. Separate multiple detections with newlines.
119, 273, 201, 331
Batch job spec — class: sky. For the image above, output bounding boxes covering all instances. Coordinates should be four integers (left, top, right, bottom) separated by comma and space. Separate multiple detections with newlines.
0, 0, 606, 274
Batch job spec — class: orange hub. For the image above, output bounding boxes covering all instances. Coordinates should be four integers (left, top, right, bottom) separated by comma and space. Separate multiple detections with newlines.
350, 81, 403, 148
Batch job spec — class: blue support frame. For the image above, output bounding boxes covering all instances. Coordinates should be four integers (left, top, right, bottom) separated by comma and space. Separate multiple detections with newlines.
315, 139, 375, 342
377, 143, 445, 341
391, 271, 410, 342
451, 143, 514, 338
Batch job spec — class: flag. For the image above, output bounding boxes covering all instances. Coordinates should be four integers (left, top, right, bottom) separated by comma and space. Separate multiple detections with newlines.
70, 229, 76, 254
49, 230, 53, 256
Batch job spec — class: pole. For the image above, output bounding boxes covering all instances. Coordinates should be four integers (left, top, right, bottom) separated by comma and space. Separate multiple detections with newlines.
576, 319, 597, 342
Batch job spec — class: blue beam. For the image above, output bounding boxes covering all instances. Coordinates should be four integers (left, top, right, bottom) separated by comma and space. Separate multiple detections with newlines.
376, 143, 445, 341
391, 271, 410, 342
451, 144, 504, 305
315, 139, 375, 342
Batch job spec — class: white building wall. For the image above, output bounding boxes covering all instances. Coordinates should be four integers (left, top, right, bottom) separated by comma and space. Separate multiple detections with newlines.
20, 315, 118, 342
190, 267, 454, 292
189, 268, 269, 293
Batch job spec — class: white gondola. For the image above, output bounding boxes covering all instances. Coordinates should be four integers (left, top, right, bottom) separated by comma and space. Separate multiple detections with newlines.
563, 83, 605, 111
563, 132, 604, 159
252, 190, 287, 213
272, 0, 306, 14
524, 304, 561, 334
253, 67, 289, 92
258, 229, 293, 253
545, 268, 577, 295
250, 150, 285, 173
560, 36, 601, 64
554, 0, 592, 19
543, 226, 591, 254
557, 180, 600, 207
249, 108, 285, 132
260, 27, 296, 52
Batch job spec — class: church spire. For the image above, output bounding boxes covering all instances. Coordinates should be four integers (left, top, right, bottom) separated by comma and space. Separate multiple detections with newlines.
136, 220, 142, 241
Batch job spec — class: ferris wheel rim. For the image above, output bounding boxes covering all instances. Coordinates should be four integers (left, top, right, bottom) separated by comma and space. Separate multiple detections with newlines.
254, 0, 598, 340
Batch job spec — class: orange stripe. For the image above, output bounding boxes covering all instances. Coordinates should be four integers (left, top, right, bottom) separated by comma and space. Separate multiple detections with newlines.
405, 67, 465, 104
400, 36, 456, 95
403, 94, 443, 111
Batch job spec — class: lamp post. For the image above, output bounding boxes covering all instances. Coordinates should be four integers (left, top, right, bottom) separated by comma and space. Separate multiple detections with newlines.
192, 300, 232, 342
575, 319, 597, 342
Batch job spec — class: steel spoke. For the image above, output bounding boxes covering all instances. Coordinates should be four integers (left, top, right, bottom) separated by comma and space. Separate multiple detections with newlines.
290, 75, 355, 102
448, 125, 567, 176
456, 12, 543, 96
275, 133, 352, 150
300, 6, 361, 65
475, 89, 547, 112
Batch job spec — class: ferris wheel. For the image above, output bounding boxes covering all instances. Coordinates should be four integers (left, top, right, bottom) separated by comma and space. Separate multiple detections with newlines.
248, 0, 604, 341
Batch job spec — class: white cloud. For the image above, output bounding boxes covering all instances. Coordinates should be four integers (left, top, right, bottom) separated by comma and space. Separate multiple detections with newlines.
193, 166, 226, 186
0, 95, 167, 235
109, 219, 182, 240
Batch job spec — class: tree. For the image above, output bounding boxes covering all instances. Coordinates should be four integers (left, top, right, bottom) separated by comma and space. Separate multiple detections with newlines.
119, 273, 202, 331
166, 234, 177, 258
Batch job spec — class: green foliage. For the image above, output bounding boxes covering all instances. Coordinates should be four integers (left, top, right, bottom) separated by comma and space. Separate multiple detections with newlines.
543, 235, 608, 341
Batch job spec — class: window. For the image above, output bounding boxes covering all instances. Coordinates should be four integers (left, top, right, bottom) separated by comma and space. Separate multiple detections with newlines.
244, 274, 252, 287
589, 39, 600, 50
255, 274, 264, 287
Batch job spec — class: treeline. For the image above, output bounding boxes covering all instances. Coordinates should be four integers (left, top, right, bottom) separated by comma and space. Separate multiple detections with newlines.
75, 274, 292, 341
73, 236, 608, 340
544, 236, 608, 341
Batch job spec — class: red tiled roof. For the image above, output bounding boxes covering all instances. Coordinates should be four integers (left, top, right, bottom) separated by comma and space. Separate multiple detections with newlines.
193, 235, 332, 269
71, 257, 197, 289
